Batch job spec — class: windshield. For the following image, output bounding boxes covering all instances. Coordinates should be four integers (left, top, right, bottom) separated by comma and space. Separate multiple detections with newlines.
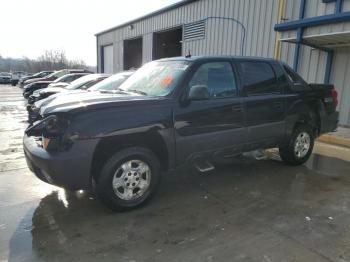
46, 70, 67, 79
32, 72, 41, 77
52, 74, 70, 83
89, 73, 132, 91
118, 61, 189, 96
65, 74, 105, 90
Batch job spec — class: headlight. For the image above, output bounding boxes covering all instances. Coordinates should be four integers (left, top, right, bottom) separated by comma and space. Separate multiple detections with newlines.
29, 105, 39, 113
25, 115, 69, 137
26, 115, 71, 151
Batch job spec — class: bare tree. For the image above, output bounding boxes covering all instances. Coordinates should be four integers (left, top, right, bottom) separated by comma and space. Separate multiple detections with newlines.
0, 49, 88, 73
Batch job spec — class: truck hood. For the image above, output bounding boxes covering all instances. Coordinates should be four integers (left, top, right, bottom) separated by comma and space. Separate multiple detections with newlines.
48, 82, 69, 88
25, 81, 53, 89
36, 90, 87, 110
25, 77, 47, 84
41, 91, 163, 116
39, 87, 67, 94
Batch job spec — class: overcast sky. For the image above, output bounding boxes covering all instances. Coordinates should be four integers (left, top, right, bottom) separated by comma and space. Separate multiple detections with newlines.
0, 0, 181, 65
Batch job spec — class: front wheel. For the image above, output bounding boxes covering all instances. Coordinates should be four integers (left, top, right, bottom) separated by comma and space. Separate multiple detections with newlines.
95, 147, 161, 211
279, 125, 314, 166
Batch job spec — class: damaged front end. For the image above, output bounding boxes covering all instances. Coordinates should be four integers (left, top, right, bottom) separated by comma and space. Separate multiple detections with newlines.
25, 115, 73, 151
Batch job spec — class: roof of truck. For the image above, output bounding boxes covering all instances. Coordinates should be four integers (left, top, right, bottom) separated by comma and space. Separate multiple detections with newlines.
157, 56, 277, 63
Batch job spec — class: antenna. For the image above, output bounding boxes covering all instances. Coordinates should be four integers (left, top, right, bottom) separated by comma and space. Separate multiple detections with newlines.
185, 49, 191, 58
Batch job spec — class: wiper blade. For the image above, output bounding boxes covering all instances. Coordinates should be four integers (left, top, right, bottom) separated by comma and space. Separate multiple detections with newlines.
99, 89, 126, 94
127, 89, 147, 96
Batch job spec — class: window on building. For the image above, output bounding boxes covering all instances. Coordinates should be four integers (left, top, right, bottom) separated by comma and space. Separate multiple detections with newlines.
189, 62, 237, 98
241, 61, 280, 95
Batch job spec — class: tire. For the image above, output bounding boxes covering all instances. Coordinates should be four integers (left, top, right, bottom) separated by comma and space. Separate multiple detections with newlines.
279, 125, 314, 166
95, 147, 161, 211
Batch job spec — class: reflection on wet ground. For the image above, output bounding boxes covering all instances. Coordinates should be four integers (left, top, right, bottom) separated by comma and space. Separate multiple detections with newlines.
1, 86, 350, 261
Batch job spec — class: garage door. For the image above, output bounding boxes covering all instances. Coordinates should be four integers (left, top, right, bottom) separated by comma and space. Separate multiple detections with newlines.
103, 45, 114, 74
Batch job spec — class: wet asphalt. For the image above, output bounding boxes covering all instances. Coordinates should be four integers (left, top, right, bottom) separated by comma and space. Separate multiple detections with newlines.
1, 85, 350, 262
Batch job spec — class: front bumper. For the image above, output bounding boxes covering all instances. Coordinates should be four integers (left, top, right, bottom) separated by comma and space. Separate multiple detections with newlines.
23, 134, 99, 190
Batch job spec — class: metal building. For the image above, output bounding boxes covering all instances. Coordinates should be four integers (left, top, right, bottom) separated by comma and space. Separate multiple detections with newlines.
96, 0, 350, 126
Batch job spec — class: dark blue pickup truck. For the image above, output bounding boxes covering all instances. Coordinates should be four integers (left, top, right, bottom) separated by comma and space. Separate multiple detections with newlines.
23, 56, 338, 210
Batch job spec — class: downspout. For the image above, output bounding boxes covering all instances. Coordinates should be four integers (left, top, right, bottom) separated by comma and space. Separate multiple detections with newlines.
293, 0, 306, 71
274, 0, 286, 59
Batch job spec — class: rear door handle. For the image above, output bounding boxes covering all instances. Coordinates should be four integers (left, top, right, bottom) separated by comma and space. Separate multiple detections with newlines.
232, 105, 243, 112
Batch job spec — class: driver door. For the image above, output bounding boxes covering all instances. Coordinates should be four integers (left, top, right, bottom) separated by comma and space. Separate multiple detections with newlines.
174, 60, 246, 164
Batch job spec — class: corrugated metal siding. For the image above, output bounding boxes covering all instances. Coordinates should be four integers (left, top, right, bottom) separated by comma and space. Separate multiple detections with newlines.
304, 0, 335, 18
283, 0, 300, 21
304, 21, 350, 37
331, 47, 350, 125
298, 45, 328, 83
97, 0, 279, 72
282, 0, 336, 20
343, 0, 350, 12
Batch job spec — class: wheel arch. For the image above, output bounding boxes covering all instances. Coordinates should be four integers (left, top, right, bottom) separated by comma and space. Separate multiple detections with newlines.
90, 131, 170, 181
286, 98, 323, 139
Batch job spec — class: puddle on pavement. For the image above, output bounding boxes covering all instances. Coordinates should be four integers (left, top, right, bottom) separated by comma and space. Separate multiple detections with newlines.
2, 86, 350, 261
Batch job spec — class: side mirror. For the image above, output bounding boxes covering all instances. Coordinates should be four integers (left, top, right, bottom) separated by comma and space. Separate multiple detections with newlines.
188, 85, 209, 100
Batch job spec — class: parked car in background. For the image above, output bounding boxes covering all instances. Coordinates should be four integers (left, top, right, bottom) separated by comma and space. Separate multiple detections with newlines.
23, 69, 92, 86
29, 74, 110, 104
23, 81, 52, 98
19, 71, 54, 87
23, 70, 92, 98
23, 56, 339, 211
0, 72, 12, 84
27, 72, 133, 123
47, 73, 90, 88
11, 71, 27, 86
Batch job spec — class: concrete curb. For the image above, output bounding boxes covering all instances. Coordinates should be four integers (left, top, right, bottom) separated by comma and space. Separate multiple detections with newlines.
318, 134, 350, 148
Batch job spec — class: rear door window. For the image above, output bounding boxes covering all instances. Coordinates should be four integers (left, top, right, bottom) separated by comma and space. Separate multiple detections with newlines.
240, 61, 280, 95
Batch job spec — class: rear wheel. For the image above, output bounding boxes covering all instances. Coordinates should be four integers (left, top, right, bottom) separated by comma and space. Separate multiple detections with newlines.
279, 125, 314, 165
95, 147, 161, 211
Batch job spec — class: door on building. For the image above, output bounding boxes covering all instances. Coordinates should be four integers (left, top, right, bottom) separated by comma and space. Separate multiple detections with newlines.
102, 45, 114, 74
153, 27, 183, 60
124, 37, 143, 70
